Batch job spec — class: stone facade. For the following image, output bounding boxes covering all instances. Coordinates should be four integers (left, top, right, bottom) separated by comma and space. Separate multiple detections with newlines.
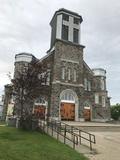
47, 40, 111, 121
13, 8, 111, 122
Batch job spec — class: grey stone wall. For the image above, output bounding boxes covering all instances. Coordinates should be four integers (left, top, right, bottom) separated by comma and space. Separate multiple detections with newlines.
13, 40, 111, 121
53, 39, 84, 84
50, 40, 84, 118
49, 39, 111, 121
50, 83, 84, 118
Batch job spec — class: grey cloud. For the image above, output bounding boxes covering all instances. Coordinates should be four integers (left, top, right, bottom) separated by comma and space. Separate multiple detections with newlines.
0, 0, 120, 104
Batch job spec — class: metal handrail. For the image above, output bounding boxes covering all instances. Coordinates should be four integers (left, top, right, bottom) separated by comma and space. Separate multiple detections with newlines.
61, 121, 96, 143
37, 118, 96, 150
37, 119, 78, 149
50, 119, 96, 150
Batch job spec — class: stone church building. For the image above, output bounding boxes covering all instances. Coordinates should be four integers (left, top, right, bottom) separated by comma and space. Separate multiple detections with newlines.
14, 9, 111, 122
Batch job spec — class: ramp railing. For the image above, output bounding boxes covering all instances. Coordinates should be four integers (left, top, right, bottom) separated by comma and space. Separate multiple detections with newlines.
37, 119, 96, 150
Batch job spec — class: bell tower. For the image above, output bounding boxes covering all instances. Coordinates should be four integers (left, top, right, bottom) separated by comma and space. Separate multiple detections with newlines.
50, 8, 83, 48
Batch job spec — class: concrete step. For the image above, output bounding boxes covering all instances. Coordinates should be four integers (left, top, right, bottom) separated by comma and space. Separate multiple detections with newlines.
62, 121, 120, 132
60, 124, 120, 132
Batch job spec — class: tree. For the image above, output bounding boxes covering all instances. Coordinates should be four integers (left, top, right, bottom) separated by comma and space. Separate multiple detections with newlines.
111, 104, 120, 120
12, 59, 50, 130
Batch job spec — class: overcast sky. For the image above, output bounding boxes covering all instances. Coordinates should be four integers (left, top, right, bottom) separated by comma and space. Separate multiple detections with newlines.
0, 0, 120, 104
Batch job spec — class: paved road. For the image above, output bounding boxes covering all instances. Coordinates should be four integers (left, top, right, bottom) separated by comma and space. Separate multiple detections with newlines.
64, 121, 120, 160
85, 132, 120, 160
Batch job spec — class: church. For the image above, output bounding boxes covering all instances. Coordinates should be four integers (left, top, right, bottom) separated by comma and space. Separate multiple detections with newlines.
14, 8, 111, 122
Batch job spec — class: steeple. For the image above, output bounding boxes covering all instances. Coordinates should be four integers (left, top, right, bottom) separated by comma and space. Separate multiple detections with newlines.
50, 8, 83, 48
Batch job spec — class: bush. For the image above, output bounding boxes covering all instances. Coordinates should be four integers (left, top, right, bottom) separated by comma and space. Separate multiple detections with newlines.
19, 115, 32, 130
111, 104, 120, 120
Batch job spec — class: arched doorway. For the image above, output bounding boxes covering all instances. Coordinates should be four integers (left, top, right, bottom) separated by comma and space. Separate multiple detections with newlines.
59, 89, 79, 121
83, 101, 91, 121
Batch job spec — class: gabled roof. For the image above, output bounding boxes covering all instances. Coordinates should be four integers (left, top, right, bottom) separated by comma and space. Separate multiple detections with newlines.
83, 61, 94, 75
37, 49, 55, 64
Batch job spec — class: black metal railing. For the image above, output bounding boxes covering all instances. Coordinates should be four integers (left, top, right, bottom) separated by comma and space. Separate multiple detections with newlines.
61, 121, 96, 150
37, 119, 96, 150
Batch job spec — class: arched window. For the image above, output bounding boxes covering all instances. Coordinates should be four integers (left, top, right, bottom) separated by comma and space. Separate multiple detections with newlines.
61, 91, 75, 102
84, 101, 91, 109
34, 97, 46, 105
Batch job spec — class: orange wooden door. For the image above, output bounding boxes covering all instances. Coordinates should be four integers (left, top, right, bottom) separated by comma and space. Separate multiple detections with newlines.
84, 109, 91, 121
60, 103, 75, 120
34, 105, 45, 119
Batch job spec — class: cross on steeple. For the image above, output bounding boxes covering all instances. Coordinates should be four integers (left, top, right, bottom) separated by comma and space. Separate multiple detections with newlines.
50, 8, 83, 48
62, 15, 80, 42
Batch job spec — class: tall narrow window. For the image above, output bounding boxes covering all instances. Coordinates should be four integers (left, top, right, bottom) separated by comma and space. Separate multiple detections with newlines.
46, 72, 50, 85
102, 96, 106, 107
95, 93, 99, 104
73, 69, 77, 82
101, 78, 105, 90
73, 28, 79, 43
62, 67, 65, 80
68, 68, 71, 80
62, 25, 68, 41
88, 81, 91, 91
84, 78, 87, 91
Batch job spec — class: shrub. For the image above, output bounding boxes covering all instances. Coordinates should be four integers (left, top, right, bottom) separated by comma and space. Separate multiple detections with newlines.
111, 104, 120, 120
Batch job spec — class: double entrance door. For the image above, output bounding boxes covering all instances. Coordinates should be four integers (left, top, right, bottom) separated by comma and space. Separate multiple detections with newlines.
60, 102, 75, 121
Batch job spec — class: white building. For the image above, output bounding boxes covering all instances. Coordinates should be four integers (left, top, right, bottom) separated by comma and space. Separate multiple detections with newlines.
0, 101, 3, 120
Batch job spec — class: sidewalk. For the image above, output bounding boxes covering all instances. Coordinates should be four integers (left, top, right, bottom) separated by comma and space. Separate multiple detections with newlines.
63, 121, 120, 127
85, 132, 120, 160
51, 121, 120, 160
0, 124, 5, 127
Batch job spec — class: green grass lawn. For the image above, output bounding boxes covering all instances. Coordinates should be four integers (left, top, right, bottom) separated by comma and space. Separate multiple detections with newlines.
0, 126, 88, 160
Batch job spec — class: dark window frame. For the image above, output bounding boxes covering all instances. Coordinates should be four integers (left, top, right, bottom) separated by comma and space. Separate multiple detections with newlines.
73, 28, 79, 43
74, 18, 79, 24
62, 25, 69, 41
63, 14, 69, 21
